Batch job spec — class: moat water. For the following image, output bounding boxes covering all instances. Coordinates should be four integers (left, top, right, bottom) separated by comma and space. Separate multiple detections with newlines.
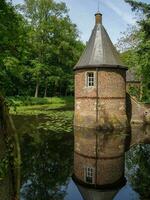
1, 115, 150, 199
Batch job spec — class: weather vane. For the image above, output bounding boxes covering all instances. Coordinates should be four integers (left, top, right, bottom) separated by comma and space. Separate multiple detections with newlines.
98, 0, 100, 12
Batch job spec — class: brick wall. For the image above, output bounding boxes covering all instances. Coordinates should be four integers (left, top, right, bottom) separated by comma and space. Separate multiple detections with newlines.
74, 68, 127, 128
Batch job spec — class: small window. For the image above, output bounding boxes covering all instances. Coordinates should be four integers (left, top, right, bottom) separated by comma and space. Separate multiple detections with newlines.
86, 72, 95, 87
84, 166, 95, 184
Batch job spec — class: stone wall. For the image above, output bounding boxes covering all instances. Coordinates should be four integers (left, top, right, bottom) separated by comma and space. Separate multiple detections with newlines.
126, 82, 141, 92
126, 94, 147, 123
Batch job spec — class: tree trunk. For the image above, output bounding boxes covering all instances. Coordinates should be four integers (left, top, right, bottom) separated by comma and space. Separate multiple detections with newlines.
35, 81, 39, 98
59, 84, 61, 97
65, 89, 67, 96
44, 83, 48, 97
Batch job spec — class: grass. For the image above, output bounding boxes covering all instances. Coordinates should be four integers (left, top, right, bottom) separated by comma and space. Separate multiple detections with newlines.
6, 96, 74, 106
8, 96, 74, 134
7, 96, 74, 115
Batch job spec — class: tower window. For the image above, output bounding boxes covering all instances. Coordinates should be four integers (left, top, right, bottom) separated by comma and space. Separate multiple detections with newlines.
86, 72, 95, 87
84, 166, 95, 184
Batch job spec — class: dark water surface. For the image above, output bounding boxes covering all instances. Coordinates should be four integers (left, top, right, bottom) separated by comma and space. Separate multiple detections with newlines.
12, 115, 150, 200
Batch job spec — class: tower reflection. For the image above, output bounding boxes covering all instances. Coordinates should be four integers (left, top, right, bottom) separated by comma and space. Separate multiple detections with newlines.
73, 127, 128, 199
75, 183, 119, 200
73, 127, 128, 187
73, 125, 150, 199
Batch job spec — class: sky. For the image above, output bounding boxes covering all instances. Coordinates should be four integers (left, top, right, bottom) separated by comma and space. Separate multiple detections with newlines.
13, 0, 150, 44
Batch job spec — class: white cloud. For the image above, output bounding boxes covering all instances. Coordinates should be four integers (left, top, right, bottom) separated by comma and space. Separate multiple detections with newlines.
103, 0, 136, 25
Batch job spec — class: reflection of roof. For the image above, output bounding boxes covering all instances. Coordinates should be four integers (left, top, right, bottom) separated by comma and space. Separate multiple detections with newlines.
126, 69, 140, 83
76, 183, 119, 200
74, 13, 127, 70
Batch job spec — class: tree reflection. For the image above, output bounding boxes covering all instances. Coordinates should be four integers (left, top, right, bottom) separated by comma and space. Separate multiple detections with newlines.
0, 96, 20, 200
126, 144, 150, 199
20, 130, 73, 200
0, 130, 12, 200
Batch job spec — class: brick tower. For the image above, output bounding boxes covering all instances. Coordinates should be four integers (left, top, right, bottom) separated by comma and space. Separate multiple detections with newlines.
74, 12, 128, 129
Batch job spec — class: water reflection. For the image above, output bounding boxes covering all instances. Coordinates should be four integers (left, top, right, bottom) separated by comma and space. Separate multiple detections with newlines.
75, 183, 119, 200
126, 144, 150, 199
20, 130, 73, 200
126, 125, 150, 198
73, 126, 150, 200
73, 127, 128, 187
0, 109, 20, 200
11, 115, 150, 199
0, 129, 13, 200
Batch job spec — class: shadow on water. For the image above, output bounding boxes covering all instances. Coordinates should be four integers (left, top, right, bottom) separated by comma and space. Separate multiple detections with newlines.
10, 114, 150, 200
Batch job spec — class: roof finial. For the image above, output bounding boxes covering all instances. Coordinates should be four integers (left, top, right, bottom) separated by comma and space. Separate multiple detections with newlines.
95, 1, 102, 25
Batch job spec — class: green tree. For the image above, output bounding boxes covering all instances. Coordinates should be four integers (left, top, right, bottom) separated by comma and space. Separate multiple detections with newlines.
121, 0, 150, 101
0, 0, 28, 96
18, 0, 84, 97
0, 0, 84, 97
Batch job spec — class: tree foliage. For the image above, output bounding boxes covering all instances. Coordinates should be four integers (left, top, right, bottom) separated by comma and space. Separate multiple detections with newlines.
117, 0, 150, 101
0, 0, 84, 97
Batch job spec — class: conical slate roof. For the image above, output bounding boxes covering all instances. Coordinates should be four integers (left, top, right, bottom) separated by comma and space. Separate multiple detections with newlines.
74, 13, 127, 70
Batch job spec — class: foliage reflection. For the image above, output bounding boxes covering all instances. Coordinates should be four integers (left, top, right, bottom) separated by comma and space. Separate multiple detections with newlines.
19, 127, 73, 200
126, 144, 150, 199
